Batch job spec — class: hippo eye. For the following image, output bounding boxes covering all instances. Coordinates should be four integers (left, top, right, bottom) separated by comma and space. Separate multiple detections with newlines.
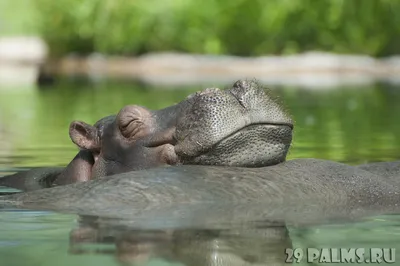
117, 105, 153, 140
120, 118, 143, 139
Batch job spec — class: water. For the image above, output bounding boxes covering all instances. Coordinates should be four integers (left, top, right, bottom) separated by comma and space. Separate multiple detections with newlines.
0, 81, 400, 266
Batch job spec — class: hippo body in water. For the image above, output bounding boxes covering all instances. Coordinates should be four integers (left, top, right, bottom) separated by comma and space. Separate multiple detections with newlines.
2, 159, 400, 227
1, 80, 293, 191
1, 79, 400, 227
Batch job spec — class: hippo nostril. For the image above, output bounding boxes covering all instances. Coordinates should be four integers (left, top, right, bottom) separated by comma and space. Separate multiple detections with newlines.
229, 90, 247, 109
232, 79, 253, 90
232, 80, 252, 91
233, 79, 247, 88
231, 79, 261, 96
228, 79, 264, 109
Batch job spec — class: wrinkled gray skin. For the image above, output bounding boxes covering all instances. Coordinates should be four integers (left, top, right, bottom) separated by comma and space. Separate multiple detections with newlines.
3, 159, 400, 225
5, 159, 399, 266
2, 79, 400, 266
0, 80, 293, 191
1, 80, 400, 224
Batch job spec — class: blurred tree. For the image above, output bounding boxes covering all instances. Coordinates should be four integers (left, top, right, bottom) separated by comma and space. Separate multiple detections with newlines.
30, 0, 400, 57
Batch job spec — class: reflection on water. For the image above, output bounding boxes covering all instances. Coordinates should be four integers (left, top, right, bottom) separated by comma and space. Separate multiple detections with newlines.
1, 210, 400, 266
69, 216, 292, 266
1, 81, 400, 266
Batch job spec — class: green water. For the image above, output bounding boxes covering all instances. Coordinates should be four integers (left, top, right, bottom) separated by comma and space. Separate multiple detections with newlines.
0, 81, 400, 266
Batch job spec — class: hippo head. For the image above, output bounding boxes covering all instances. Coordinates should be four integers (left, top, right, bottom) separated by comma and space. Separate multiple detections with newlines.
69, 110, 178, 178
174, 79, 293, 166
69, 79, 293, 179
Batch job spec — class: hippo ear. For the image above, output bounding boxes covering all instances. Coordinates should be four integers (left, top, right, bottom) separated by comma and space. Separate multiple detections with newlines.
69, 121, 100, 151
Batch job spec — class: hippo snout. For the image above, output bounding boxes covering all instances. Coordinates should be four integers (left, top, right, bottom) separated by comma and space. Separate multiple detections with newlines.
173, 79, 294, 167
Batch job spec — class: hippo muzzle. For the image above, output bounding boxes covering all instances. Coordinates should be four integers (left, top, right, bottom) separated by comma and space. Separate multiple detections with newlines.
173, 79, 293, 167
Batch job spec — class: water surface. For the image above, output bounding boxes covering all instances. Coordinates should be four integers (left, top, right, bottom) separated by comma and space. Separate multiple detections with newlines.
0, 81, 400, 266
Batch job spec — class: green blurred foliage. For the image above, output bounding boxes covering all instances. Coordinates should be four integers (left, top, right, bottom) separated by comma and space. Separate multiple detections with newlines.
0, 0, 38, 36
30, 0, 400, 57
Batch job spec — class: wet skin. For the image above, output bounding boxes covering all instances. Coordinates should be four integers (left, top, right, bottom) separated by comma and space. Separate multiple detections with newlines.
2, 79, 400, 266
0, 112, 178, 191
1, 79, 400, 228
2, 159, 400, 227
0, 79, 293, 191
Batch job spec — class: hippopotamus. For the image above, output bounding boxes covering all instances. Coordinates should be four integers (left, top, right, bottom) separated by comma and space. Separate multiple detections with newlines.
0, 104, 181, 191
1, 79, 400, 228
0, 114, 169, 191
0, 79, 293, 191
